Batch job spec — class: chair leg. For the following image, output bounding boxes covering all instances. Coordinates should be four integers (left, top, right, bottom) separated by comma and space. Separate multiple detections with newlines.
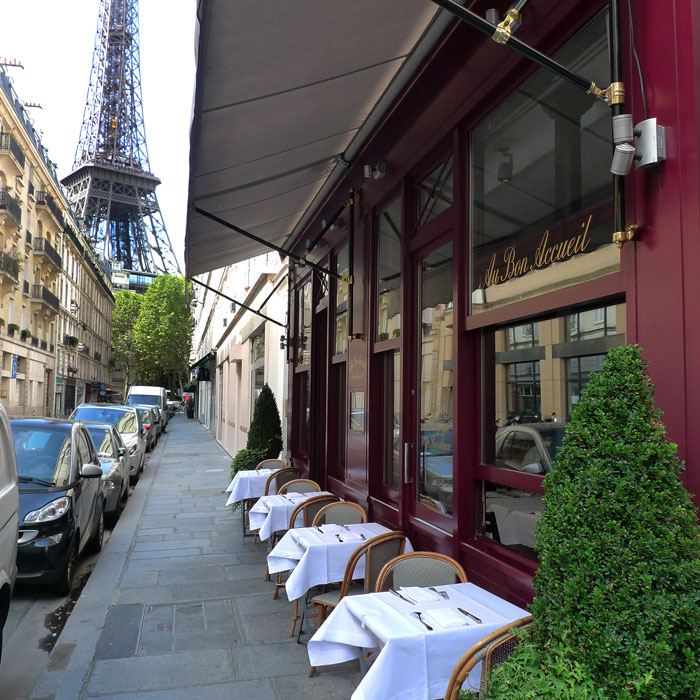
273, 571, 285, 599
289, 599, 299, 637
296, 590, 310, 643
308, 665, 317, 677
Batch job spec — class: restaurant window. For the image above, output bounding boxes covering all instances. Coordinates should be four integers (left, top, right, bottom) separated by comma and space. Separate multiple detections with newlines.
480, 302, 626, 559
381, 350, 401, 491
250, 328, 265, 418
376, 197, 402, 341
296, 280, 312, 365
417, 243, 454, 515
298, 372, 310, 454
334, 246, 349, 355
415, 155, 454, 229
329, 363, 346, 479
470, 13, 615, 314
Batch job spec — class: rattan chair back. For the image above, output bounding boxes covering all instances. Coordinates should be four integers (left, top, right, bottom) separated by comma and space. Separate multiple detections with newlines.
289, 494, 339, 529
256, 458, 286, 471
264, 466, 300, 495
311, 501, 367, 526
443, 616, 533, 700
278, 478, 320, 495
375, 551, 467, 591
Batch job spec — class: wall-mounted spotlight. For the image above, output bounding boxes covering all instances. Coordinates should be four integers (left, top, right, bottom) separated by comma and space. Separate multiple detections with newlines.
497, 151, 513, 183
279, 334, 288, 350
363, 162, 387, 180
610, 116, 666, 175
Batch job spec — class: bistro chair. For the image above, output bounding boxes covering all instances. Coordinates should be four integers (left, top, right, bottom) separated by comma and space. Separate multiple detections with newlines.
278, 478, 320, 495
375, 551, 467, 591
256, 458, 286, 471
311, 501, 367, 526
444, 616, 533, 700
264, 466, 300, 496
272, 494, 339, 600
306, 531, 407, 675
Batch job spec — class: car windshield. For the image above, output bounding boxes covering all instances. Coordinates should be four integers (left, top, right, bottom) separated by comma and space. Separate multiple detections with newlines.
87, 427, 113, 456
534, 427, 566, 463
135, 408, 152, 422
73, 407, 137, 435
128, 394, 159, 406
12, 426, 72, 487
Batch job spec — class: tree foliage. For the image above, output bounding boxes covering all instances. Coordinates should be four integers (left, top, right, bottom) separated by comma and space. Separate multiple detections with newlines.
485, 345, 700, 699
113, 275, 192, 389
112, 290, 142, 391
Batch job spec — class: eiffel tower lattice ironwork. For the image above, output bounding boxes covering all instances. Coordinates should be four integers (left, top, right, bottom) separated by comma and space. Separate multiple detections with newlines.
62, 0, 180, 276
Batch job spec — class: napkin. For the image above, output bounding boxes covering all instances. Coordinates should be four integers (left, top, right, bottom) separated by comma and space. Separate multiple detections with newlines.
425, 608, 469, 629
399, 587, 442, 603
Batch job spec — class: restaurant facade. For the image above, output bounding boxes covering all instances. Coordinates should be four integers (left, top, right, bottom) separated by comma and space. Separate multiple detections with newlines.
186, 0, 700, 606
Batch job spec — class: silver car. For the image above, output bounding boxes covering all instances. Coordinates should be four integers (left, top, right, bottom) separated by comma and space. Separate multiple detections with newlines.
84, 423, 130, 525
132, 406, 157, 452
70, 405, 146, 485
494, 423, 567, 474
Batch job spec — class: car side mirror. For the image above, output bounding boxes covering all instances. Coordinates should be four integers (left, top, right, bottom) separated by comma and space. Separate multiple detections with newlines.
80, 463, 103, 479
118, 447, 127, 457
521, 462, 543, 474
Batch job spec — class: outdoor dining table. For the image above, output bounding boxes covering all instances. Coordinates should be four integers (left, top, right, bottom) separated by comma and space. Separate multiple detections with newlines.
224, 467, 279, 507
267, 523, 414, 601
307, 581, 529, 700
248, 491, 333, 541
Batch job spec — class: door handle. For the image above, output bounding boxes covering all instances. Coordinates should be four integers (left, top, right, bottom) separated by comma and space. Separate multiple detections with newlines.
403, 442, 413, 484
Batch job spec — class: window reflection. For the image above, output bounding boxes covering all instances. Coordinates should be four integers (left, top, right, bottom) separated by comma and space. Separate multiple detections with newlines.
297, 281, 312, 365
376, 198, 401, 341
381, 351, 401, 490
415, 156, 454, 228
483, 484, 544, 557
335, 246, 349, 354
417, 243, 453, 515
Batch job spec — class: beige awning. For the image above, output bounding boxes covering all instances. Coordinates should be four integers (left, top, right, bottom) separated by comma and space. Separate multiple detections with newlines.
186, 0, 457, 277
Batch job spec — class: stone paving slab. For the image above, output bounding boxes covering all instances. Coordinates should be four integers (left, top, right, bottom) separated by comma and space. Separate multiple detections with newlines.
30, 416, 358, 700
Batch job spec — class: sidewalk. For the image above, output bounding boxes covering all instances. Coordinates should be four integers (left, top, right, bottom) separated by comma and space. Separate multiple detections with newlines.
31, 415, 360, 700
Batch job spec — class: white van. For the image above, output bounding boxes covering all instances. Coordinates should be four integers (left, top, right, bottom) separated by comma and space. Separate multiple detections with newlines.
0, 402, 19, 662
126, 386, 169, 428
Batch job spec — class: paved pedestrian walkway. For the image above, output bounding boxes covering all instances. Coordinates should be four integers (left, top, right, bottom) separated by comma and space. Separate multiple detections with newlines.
31, 415, 360, 700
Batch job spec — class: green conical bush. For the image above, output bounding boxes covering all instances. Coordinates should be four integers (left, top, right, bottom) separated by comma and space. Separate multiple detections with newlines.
486, 345, 700, 699
247, 383, 283, 459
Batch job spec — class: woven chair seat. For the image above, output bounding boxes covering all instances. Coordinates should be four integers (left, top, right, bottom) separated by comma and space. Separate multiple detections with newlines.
311, 582, 363, 608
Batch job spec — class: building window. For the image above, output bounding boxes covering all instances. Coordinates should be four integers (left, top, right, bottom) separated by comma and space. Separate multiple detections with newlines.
296, 280, 312, 365
567, 304, 617, 341
298, 372, 310, 454
381, 350, 401, 491
506, 362, 541, 419
334, 246, 349, 355
250, 328, 265, 419
376, 197, 402, 341
415, 155, 454, 229
470, 12, 615, 314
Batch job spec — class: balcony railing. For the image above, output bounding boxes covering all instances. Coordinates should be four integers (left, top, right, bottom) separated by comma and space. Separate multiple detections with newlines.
22, 279, 29, 295
31, 337, 38, 347
31, 284, 60, 313
32, 237, 62, 270
0, 133, 25, 170
0, 252, 20, 282
0, 188, 21, 227
35, 190, 64, 227
40, 340, 47, 351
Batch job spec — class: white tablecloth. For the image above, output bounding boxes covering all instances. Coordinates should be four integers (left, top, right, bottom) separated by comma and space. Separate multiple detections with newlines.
308, 582, 528, 700
224, 468, 278, 506
267, 523, 412, 601
248, 491, 332, 541
486, 493, 542, 547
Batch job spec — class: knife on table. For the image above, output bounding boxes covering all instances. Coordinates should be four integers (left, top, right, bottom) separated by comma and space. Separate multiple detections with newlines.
457, 607, 482, 624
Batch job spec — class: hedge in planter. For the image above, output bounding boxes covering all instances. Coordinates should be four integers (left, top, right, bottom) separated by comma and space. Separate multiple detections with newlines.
231, 383, 283, 479
485, 345, 700, 699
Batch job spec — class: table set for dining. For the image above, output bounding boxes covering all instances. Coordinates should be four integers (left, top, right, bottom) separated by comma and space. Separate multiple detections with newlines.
225, 467, 530, 699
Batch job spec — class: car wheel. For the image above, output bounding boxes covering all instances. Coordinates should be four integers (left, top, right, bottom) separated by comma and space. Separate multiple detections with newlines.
88, 505, 105, 554
108, 487, 124, 527
140, 453, 145, 473
55, 539, 78, 596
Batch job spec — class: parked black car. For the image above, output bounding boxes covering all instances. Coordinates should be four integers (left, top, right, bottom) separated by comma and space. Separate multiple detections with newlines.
11, 419, 105, 594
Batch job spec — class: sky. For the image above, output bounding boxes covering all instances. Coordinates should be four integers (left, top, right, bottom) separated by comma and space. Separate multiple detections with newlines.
0, 0, 197, 269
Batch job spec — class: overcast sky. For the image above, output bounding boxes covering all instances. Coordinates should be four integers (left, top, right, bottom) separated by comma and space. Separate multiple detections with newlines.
0, 0, 197, 269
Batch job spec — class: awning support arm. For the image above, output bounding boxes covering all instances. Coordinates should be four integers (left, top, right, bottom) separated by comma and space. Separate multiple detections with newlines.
305, 201, 347, 254
257, 273, 288, 314
429, 0, 624, 105
192, 205, 342, 280
188, 275, 286, 328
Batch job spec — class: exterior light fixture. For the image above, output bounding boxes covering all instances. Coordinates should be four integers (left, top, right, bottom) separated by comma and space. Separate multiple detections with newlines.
497, 152, 513, 183
363, 162, 387, 180
610, 116, 666, 175
610, 143, 636, 176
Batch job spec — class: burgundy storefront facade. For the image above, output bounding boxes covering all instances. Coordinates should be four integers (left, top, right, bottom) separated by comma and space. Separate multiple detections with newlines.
280, 0, 700, 607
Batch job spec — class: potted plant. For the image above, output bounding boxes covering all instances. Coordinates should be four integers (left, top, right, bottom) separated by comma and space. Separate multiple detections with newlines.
20, 329, 31, 341
0, 318, 5, 329
7, 323, 19, 337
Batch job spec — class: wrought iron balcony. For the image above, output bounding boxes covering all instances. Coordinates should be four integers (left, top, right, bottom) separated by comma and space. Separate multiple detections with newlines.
32, 237, 62, 270
34, 190, 64, 228
0, 252, 20, 282
0, 188, 22, 227
0, 133, 25, 171
31, 284, 60, 313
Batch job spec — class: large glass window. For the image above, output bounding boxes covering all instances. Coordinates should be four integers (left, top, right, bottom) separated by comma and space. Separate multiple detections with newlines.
296, 281, 312, 365
250, 330, 265, 419
376, 198, 402, 341
415, 156, 454, 229
417, 243, 454, 515
381, 351, 401, 491
335, 246, 349, 355
330, 364, 346, 479
298, 372, 310, 454
471, 13, 615, 314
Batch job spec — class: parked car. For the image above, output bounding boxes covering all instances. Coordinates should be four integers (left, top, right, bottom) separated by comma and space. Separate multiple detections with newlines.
166, 398, 179, 417
126, 386, 168, 429
0, 403, 18, 663
70, 405, 145, 485
151, 406, 164, 438
11, 419, 104, 595
132, 406, 157, 452
494, 423, 567, 474
84, 424, 130, 525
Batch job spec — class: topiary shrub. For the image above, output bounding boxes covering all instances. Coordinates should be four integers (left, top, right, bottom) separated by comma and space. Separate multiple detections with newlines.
485, 345, 700, 699
230, 383, 283, 479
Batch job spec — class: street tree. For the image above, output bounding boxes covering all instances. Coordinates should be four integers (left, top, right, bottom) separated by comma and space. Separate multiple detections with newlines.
133, 275, 192, 389
111, 290, 142, 395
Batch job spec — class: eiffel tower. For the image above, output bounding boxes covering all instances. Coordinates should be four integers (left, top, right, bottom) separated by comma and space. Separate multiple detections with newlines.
62, 0, 180, 280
